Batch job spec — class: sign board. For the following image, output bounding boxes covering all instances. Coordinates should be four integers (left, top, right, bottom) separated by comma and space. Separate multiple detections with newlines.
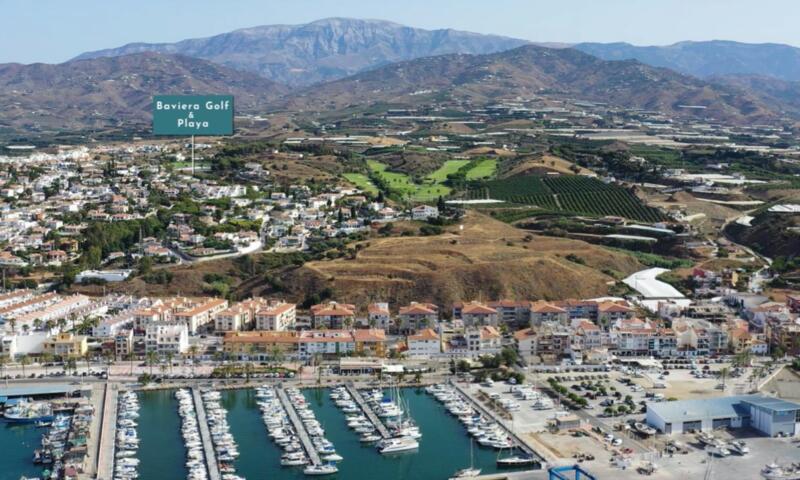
152, 95, 234, 135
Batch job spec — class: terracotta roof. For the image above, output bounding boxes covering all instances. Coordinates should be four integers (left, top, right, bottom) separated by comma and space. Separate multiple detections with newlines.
531, 301, 567, 314
513, 328, 535, 340
408, 328, 439, 341
480, 325, 501, 340
598, 301, 633, 313
352, 328, 387, 342
399, 303, 438, 315
462, 302, 498, 315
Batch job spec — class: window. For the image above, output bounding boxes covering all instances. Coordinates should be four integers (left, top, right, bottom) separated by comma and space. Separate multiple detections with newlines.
795, 410, 800, 423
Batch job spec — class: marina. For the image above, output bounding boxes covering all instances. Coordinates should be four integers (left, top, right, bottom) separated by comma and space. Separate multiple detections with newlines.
2, 385, 537, 479
276, 386, 325, 468
342, 383, 391, 439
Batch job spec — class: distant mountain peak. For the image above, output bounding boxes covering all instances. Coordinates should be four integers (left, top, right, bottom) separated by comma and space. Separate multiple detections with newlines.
73, 17, 529, 86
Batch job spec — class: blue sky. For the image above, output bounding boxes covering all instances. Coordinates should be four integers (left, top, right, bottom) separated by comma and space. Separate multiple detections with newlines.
3, 0, 800, 64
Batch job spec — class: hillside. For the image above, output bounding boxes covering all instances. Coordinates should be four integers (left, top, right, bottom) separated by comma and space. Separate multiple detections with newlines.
0, 53, 287, 131
285, 45, 775, 123
575, 40, 800, 81
73, 18, 528, 86
711, 75, 800, 118
280, 211, 642, 307
725, 209, 800, 259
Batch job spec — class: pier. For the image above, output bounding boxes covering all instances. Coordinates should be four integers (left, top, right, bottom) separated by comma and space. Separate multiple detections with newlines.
96, 383, 117, 480
344, 382, 391, 439
277, 387, 322, 466
450, 381, 545, 466
192, 388, 221, 480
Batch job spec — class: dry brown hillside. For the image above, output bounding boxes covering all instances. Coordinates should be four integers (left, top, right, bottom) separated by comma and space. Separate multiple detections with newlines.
283, 211, 641, 307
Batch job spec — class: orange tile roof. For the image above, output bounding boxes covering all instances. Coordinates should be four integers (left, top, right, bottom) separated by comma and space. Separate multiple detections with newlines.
462, 302, 498, 315
531, 301, 567, 314
408, 328, 439, 341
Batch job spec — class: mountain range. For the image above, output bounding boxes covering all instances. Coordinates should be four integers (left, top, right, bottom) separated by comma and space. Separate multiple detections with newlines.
574, 40, 800, 82
0, 53, 285, 131
74, 18, 529, 87
285, 44, 773, 123
3, 18, 800, 132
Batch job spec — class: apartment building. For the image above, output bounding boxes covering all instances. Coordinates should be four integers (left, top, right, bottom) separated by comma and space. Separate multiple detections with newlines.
43, 332, 88, 358
407, 328, 441, 357
255, 301, 297, 331
398, 302, 438, 333
310, 301, 356, 329
145, 322, 189, 355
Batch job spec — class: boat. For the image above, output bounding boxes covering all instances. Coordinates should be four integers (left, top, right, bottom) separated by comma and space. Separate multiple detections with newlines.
497, 453, 539, 468
3, 401, 54, 424
696, 431, 716, 446
450, 439, 481, 479
634, 422, 656, 436
321, 453, 343, 462
728, 440, 750, 455
706, 443, 731, 457
303, 464, 339, 476
762, 462, 800, 480
379, 436, 419, 454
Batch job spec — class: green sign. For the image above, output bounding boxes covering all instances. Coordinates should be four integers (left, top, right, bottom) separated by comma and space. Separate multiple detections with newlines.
152, 95, 234, 135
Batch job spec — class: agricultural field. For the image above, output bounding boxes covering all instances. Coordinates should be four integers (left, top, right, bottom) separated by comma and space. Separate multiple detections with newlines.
342, 173, 378, 194
470, 174, 666, 222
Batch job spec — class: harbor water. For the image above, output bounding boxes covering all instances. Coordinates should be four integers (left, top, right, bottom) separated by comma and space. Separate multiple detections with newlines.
136, 389, 188, 480
0, 422, 42, 480
3, 386, 530, 479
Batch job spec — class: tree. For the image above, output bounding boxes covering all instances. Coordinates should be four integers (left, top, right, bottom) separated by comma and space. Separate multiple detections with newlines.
166, 352, 174, 375
20, 354, 29, 377
83, 352, 92, 374
127, 353, 135, 376
40, 353, 53, 376
188, 345, 199, 376
414, 371, 422, 384
719, 367, 730, 390
146, 351, 157, 376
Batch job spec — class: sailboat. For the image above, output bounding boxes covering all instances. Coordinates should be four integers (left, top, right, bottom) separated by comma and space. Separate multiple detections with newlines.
450, 439, 480, 479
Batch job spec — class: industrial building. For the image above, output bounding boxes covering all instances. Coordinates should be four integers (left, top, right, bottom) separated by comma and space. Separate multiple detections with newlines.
646, 394, 800, 437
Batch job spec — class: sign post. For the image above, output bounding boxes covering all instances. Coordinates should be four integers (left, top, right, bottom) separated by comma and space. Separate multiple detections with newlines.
152, 94, 234, 174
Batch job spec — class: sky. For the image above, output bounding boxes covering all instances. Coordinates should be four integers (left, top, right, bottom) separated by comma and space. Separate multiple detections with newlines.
3, 0, 800, 64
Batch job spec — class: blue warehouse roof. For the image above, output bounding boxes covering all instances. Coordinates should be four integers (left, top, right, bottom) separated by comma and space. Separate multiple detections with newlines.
647, 394, 800, 423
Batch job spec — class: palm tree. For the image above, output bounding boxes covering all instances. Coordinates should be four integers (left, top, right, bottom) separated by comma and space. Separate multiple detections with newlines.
20, 354, 29, 377
33, 319, 43, 331
127, 353, 135, 376
103, 352, 114, 377
0, 355, 6, 385
719, 367, 730, 390
146, 351, 157, 376
9, 319, 16, 334
41, 353, 53, 376
187, 345, 199, 376
270, 345, 284, 367
44, 320, 55, 333
166, 352, 174, 374
83, 352, 92, 375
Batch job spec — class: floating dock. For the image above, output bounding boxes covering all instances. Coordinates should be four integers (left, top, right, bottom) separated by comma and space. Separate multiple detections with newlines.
192, 388, 221, 480
344, 382, 391, 439
450, 381, 545, 465
277, 387, 322, 466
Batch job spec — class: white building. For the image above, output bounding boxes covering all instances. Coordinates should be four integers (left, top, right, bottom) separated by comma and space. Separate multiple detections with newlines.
407, 328, 440, 357
145, 322, 189, 355
255, 302, 296, 331
646, 395, 800, 436
75, 269, 133, 283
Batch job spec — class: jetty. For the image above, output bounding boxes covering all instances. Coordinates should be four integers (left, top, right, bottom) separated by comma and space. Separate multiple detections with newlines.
192, 388, 221, 480
96, 383, 117, 480
277, 387, 322, 466
450, 381, 544, 465
344, 382, 391, 439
